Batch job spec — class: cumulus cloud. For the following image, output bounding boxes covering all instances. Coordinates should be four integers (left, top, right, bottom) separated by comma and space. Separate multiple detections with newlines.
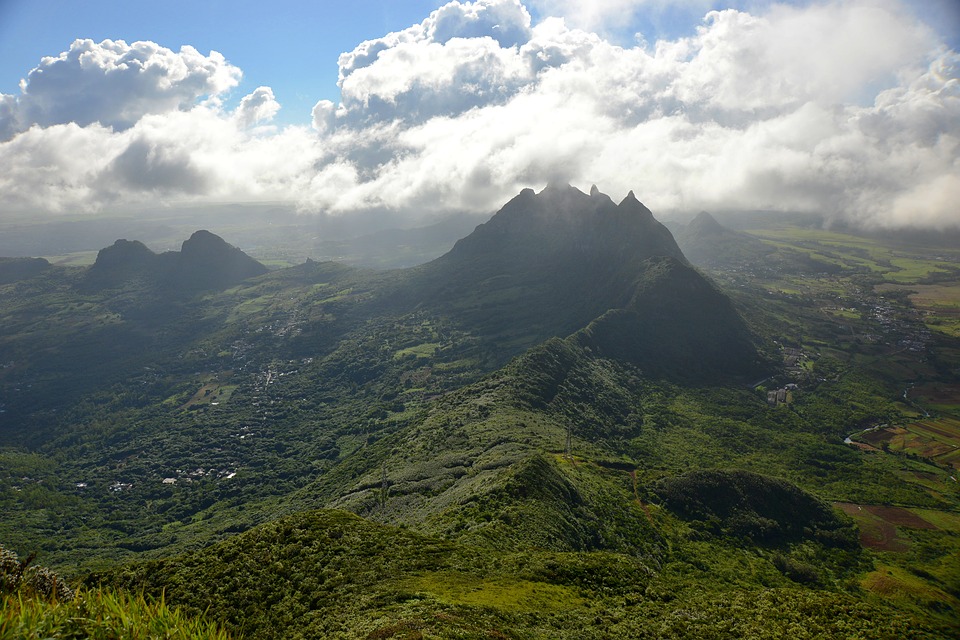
303, 0, 957, 228
332, 0, 533, 126
0, 38, 241, 140
0, 0, 957, 229
234, 86, 281, 128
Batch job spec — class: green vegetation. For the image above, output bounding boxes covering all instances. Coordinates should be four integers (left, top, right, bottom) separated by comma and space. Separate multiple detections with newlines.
1, 201, 960, 637
1, 589, 234, 640
94, 509, 945, 639
1, 544, 231, 639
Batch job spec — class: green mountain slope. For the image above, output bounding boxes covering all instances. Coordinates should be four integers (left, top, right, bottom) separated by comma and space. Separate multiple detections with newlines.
402, 184, 687, 352
94, 509, 944, 639
2, 186, 958, 637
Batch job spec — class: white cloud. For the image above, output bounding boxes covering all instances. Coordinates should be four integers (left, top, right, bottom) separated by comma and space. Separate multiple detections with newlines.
0, 39, 241, 141
330, 0, 534, 127
0, 1, 957, 230
338, 0, 532, 80
0, 122, 124, 212
234, 86, 281, 129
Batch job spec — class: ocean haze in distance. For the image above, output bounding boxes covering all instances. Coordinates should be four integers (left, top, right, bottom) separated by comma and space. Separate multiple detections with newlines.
0, 0, 957, 231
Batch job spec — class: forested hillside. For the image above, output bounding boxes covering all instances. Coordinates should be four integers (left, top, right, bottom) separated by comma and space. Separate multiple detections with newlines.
1, 186, 958, 637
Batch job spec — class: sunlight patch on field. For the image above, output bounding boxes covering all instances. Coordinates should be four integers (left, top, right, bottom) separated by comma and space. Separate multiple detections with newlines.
749, 226, 959, 284
404, 572, 585, 613
41, 251, 100, 266
862, 564, 958, 611
394, 343, 440, 360
180, 373, 236, 410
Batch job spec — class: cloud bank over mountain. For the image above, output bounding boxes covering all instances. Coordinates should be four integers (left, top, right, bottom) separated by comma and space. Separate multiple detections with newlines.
0, 0, 957, 229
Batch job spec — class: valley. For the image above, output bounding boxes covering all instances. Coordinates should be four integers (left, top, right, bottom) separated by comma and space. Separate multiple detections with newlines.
2, 185, 959, 638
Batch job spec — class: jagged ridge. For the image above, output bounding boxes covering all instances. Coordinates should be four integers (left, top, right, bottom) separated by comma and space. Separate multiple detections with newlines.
408, 183, 763, 380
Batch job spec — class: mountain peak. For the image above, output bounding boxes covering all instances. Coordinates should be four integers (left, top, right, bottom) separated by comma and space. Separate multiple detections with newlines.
688, 211, 725, 234
180, 229, 232, 256
541, 179, 575, 193
413, 185, 696, 360
90, 239, 157, 274
177, 230, 268, 289
447, 184, 681, 262
617, 190, 653, 219
184, 229, 219, 244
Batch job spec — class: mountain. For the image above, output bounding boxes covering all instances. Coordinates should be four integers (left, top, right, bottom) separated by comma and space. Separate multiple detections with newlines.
0, 187, 764, 449
675, 211, 774, 268
175, 229, 270, 289
439, 183, 684, 265
575, 255, 763, 380
85, 238, 160, 287
86, 230, 268, 290
406, 184, 763, 380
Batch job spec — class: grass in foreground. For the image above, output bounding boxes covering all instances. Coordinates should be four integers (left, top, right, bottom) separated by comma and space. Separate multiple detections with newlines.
0, 588, 234, 640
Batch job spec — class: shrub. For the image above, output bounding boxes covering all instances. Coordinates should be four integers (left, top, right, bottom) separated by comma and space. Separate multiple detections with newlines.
0, 544, 74, 602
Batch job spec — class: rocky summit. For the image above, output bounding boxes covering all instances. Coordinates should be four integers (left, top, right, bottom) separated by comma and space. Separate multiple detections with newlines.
87, 230, 267, 291
409, 183, 763, 379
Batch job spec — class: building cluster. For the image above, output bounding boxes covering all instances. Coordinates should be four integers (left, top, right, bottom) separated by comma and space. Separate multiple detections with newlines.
767, 383, 798, 406
160, 466, 239, 485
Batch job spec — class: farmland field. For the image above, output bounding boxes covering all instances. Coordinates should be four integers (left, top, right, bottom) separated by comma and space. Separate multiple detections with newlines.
835, 503, 933, 551
856, 418, 960, 470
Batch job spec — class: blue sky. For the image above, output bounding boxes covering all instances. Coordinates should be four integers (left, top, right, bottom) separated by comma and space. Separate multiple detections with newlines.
0, 0, 957, 228
0, 0, 438, 124
4, 0, 953, 126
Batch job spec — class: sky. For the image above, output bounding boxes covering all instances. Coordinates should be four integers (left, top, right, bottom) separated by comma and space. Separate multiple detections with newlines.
0, 0, 958, 229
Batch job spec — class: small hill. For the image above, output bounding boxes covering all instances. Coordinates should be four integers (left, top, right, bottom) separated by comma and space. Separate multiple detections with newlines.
0, 257, 51, 284
655, 469, 858, 547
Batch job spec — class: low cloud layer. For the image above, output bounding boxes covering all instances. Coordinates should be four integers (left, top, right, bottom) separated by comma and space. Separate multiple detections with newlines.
0, 0, 957, 229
